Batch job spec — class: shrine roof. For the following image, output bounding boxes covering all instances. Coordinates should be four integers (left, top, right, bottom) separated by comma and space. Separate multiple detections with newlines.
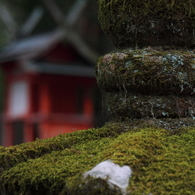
0, 28, 99, 65
0, 30, 64, 63
23, 61, 95, 77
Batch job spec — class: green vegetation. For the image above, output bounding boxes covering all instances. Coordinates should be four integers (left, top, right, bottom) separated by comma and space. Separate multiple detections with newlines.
98, 0, 195, 48
0, 123, 195, 194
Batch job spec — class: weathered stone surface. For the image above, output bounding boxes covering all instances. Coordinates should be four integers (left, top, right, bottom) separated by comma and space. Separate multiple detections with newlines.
98, 0, 195, 48
96, 48, 195, 129
96, 48, 195, 95
108, 92, 195, 120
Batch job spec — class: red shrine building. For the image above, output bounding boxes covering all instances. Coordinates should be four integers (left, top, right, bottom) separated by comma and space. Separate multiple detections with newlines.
0, 30, 104, 146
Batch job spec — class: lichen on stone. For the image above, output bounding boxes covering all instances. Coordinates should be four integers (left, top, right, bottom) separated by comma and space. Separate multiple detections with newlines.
96, 48, 195, 128
107, 91, 195, 120
96, 48, 195, 94
98, 0, 195, 48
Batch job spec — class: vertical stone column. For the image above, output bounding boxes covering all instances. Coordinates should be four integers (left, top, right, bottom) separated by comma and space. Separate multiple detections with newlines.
96, 0, 195, 130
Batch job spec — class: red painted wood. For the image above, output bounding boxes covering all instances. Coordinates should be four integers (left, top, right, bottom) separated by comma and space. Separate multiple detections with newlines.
23, 122, 34, 143
84, 90, 93, 116
2, 122, 13, 147
39, 81, 51, 114
44, 44, 78, 63
1, 47, 97, 146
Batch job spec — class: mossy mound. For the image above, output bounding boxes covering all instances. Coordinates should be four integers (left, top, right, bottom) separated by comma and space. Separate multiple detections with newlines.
1, 123, 195, 194
98, 0, 195, 48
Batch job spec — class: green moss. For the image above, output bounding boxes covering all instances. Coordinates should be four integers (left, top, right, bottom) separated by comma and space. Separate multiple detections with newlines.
0, 124, 122, 173
98, 0, 195, 48
0, 146, 4, 152
1, 123, 195, 194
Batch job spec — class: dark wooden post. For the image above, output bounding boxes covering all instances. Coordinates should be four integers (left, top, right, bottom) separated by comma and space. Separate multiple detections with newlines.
96, 0, 195, 130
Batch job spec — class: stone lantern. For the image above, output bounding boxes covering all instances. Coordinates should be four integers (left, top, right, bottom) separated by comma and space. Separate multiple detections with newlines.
2, 1, 195, 195
97, 0, 195, 130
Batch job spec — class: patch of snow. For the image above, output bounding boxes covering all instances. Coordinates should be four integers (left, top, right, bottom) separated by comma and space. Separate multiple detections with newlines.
83, 160, 132, 195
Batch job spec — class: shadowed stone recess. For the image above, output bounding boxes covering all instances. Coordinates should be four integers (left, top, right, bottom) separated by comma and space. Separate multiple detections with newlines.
108, 92, 195, 119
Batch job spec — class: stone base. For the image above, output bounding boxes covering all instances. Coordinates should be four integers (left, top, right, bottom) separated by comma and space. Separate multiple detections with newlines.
109, 118, 195, 131
108, 92, 195, 119
96, 48, 195, 130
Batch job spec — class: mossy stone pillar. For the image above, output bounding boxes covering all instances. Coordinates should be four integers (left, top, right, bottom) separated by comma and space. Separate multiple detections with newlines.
97, 0, 195, 130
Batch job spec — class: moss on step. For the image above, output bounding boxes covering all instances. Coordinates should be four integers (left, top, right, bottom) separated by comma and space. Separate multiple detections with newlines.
0, 124, 122, 173
1, 123, 195, 194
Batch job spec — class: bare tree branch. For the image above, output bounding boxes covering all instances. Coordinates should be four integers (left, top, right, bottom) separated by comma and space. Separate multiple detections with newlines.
67, 30, 99, 64
42, 0, 100, 64
0, 4, 17, 33
19, 6, 44, 36
65, 0, 88, 26
43, 0, 88, 27
42, 0, 65, 24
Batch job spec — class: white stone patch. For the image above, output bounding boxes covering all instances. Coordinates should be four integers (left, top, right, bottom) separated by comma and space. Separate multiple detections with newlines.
83, 160, 132, 195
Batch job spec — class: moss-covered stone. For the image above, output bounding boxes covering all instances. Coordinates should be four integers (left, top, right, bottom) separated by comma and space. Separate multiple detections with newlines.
96, 48, 195, 128
98, 0, 195, 48
107, 91, 195, 120
96, 48, 195, 94
1, 123, 195, 194
0, 124, 121, 174
1, 1, 195, 194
